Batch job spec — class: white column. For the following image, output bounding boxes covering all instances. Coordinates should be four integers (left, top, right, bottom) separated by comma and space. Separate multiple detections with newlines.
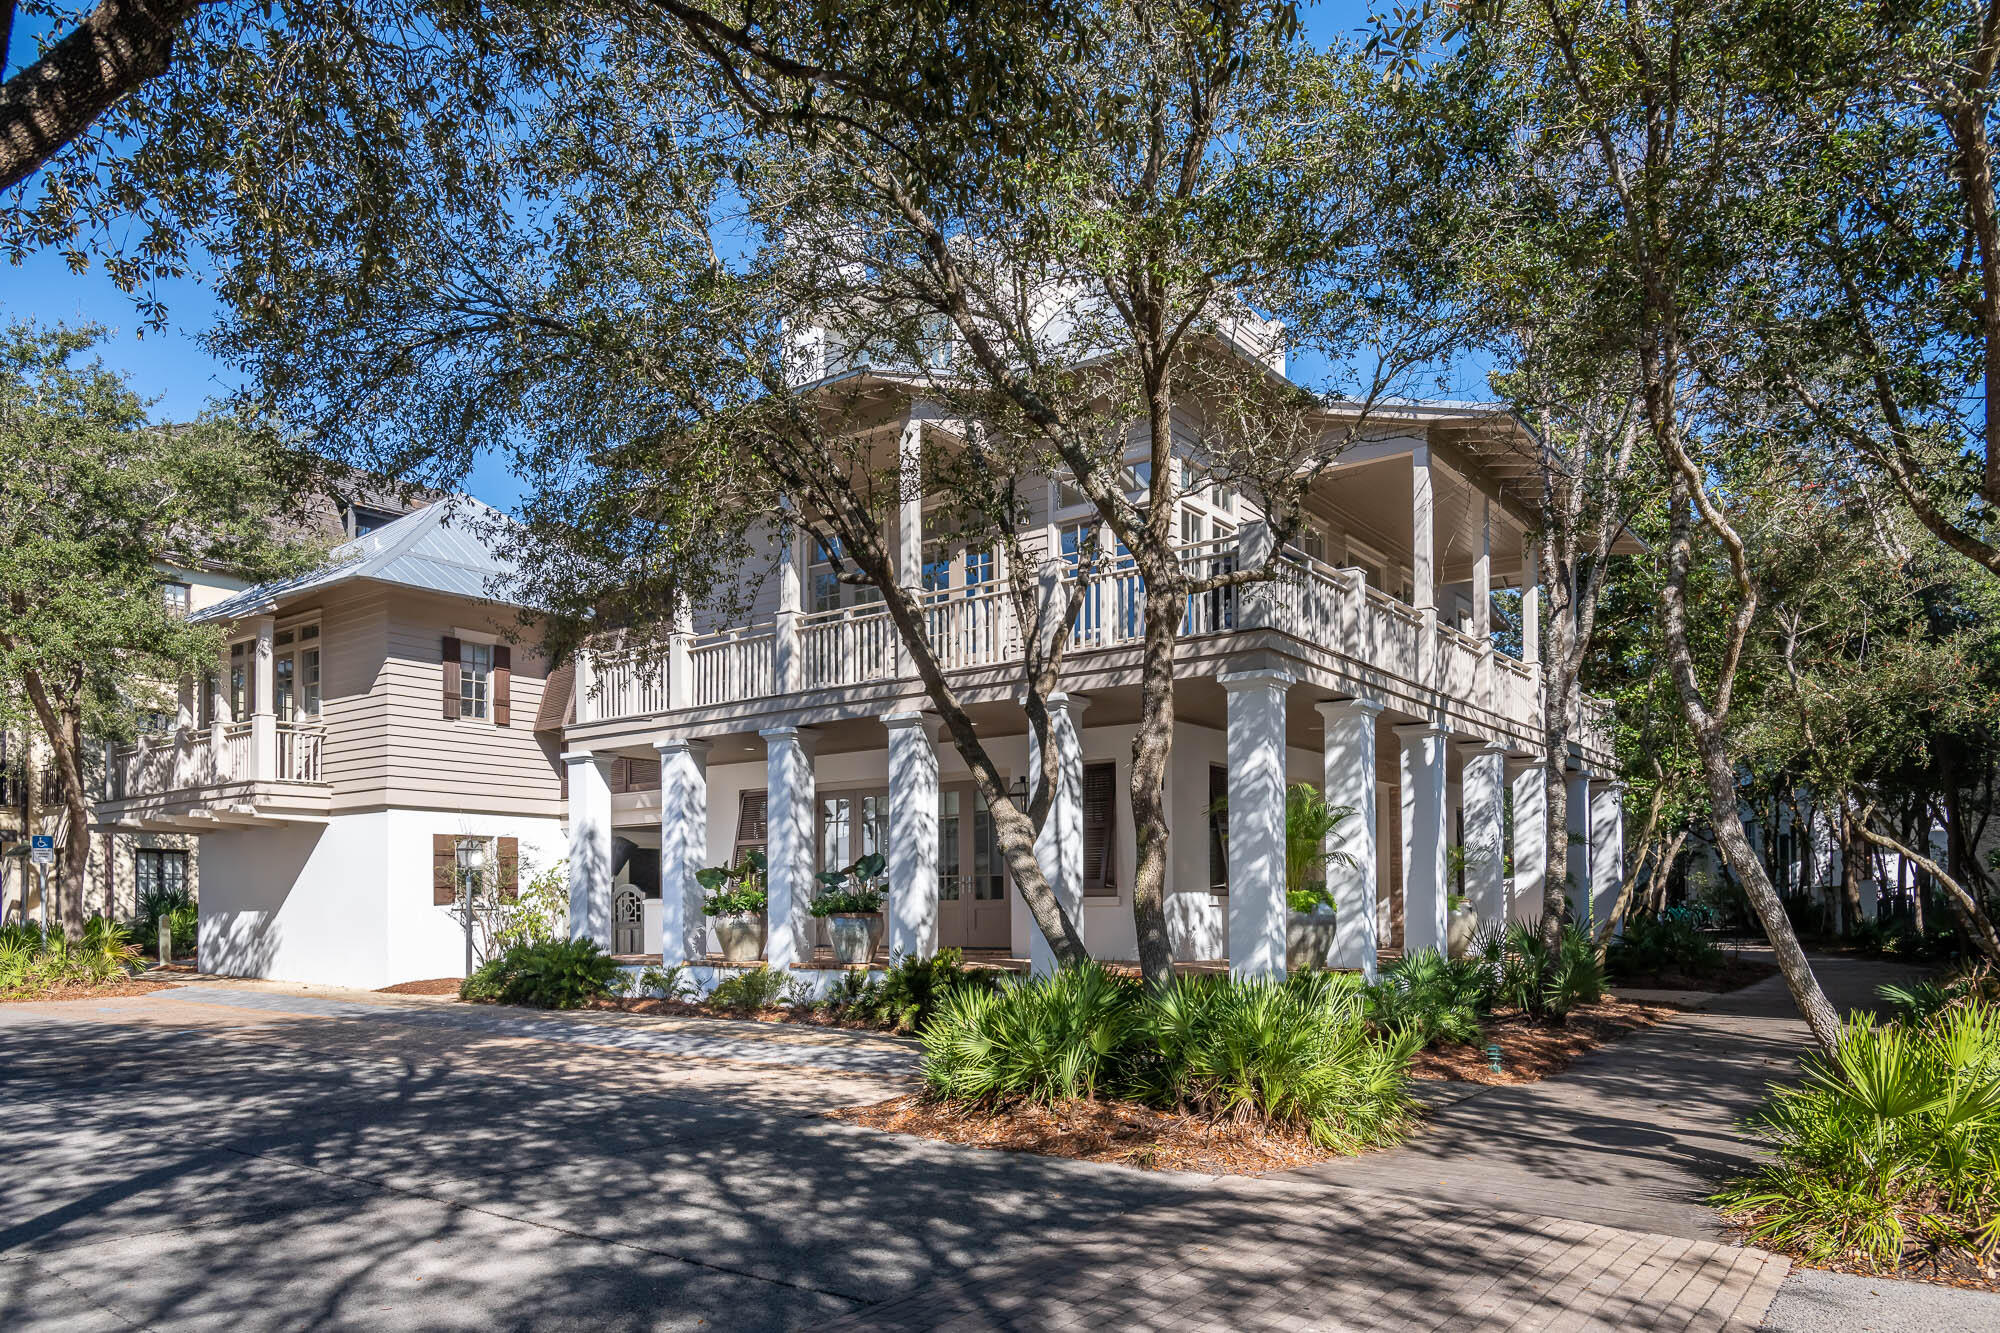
250, 614, 276, 781
1590, 781, 1626, 935
1223, 668, 1292, 978
573, 648, 597, 724
1027, 692, 1087, 975
1463, 742, 1507, 929
897, 419, 923, 678
760, 725, 817, 969
1509, 760, 1549, 925
176, 675, 195, 731
1522, 544, 1541, 667
885, 710, 941, 961
1566, 771, 1593, 923
655, 738, 709, 964
775, 521, 804, 693
1319, 698, 1382, 980
1411, 447, 1436, 611
1236, 520, 1275, 628
668, 602, 693, 708
564, 751, 614, 947
1397, 722, 1450, 955
1473, 496, 1493, 641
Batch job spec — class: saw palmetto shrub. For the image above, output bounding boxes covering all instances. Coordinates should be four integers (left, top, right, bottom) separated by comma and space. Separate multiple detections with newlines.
460, 938, 619, 1009
919, 964, 1417, 1151
1714, 1002, 2000, 1272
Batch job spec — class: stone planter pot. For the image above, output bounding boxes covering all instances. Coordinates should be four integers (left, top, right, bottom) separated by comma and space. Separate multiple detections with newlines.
1446, 903, 1481, 959
827, 913, 883, 966
1286, 908, 1338, 972
709, 911, 766, 964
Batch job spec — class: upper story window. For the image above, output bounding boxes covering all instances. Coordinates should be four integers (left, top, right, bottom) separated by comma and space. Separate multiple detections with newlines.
228, 642, 249, 721
161, 581, 191, 616
810, 539, 843, 613
460, 642, 492, 719
347, 504, 401, 538
274, 623, 321, 720
922, 543, 952, 593
964, 547, 994, 589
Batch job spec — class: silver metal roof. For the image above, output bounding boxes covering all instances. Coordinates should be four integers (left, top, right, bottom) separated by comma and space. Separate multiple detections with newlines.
195, 496, 525, 622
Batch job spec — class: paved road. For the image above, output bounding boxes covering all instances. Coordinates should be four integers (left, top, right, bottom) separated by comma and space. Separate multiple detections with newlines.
1, 979, 1789, 1331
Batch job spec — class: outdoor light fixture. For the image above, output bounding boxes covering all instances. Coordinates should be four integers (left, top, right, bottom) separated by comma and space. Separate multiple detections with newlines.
1486, 1043, 1503, 1074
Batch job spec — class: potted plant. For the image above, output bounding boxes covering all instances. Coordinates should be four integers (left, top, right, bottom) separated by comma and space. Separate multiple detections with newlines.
1286, 883, 1339, 971
1212, 783, 1355, 972
698, 849, 768, 963
1445, 844, 1490, 958
810, 851, 887, 965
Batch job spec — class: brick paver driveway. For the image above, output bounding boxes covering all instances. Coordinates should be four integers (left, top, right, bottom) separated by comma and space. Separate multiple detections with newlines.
1, 979, 1787, 1331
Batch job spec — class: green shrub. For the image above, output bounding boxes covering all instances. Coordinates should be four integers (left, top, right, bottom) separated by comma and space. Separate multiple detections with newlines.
1472, 923, 1605, 1022
1131, 971, 1416, 1150
708, 965, 792, 1013
0, 917, 140, 994
458, 938, 618, 1009
1605, 910, 1723, 980
921, 963, 1140, 1103
1365, 948, 1488, 1045
918, 964, 1417, 1151
133, 883, 195, 958
491, 860, 566, 954
853, 947, 999, 1033
1714, 1004, 2000, 1270
637, 963, 694, 1000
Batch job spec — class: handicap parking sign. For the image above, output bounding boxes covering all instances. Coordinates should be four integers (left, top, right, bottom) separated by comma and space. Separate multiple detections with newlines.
29, 835, 54, 866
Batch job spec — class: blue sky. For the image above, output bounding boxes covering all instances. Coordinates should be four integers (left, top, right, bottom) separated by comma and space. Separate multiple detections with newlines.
3, 1, 1471, 514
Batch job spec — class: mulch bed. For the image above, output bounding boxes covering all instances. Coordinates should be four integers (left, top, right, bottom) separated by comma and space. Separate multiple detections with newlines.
1608, 955, 1778, 994
1408, 998, 1681, 1085
0, 978, 181, 1003
834, 1094, 1336, 1174
1723, 1233, 2000, 1294
376, 978, 467, 995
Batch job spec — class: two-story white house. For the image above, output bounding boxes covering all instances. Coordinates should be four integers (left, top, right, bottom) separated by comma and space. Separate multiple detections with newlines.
560, 364, 1627, 986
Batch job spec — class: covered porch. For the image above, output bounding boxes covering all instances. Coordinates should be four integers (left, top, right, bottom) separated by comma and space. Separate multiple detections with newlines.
563, 668, 1627, 986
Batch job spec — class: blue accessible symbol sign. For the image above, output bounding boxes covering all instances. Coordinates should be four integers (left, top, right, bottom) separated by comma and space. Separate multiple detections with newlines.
29, 835, 54, 866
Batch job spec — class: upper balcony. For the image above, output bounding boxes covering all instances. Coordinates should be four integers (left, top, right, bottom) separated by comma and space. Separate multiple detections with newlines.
102, 718, 331, 830
575, 536, 1616, 767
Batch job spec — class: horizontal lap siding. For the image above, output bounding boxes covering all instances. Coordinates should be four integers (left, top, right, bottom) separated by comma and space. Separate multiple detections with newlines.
319, 590, 393, 808
378, 590, 564, 817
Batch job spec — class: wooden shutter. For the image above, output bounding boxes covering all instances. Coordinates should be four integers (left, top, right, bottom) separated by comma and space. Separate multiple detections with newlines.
492, 644, 511, 726
1208, 764, 1229, 891
1082, 762, 1117, 897
735, 789, 768, 851
496, 836, 519, 902
432, 833, 457, 905
441, 636, 461, 720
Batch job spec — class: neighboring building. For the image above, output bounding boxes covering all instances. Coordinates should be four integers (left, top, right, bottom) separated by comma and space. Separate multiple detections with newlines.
97, 498, 565, 987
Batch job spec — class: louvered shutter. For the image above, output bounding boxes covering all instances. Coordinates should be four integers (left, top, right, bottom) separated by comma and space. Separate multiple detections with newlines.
735, 789, 768, 855
492, 645, 511, 727
496, 836, 520, 902
432, 833, 457, 905
441, 636, 461, 720
1082, 762, 1117, 897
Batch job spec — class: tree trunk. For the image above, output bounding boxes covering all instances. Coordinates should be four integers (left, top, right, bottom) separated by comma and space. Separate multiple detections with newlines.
1837, 797, 1864, 938
1127, 574, 1182, 986
1656, 468, 1844, 1053
1853, 811, 2000, 965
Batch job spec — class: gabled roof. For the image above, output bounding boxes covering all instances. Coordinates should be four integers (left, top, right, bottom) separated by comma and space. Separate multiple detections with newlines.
194, 496, 525, 623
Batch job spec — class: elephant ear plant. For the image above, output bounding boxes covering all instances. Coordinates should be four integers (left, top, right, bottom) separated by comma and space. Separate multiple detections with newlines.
810, 852, 887, 916
698, 849, 768, 916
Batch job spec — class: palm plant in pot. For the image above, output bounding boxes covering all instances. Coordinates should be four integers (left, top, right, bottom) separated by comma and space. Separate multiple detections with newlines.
1212, 783, 1353, 971
810, 852, 887, 965
698, 849, 768, 963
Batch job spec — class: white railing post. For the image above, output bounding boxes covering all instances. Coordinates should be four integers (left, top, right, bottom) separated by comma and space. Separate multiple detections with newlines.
250, 615, 276, 782
574, 648, 597, 724
669, 606, 694, 708
1236, 521, 1275, 631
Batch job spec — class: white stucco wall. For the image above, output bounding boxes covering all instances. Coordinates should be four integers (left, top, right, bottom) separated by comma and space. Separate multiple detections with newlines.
199, 809, 563, 989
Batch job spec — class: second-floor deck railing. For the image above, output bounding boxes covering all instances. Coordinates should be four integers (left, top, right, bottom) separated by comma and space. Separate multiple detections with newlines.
585, 535, 1556, 731
110, 718, 328, 801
